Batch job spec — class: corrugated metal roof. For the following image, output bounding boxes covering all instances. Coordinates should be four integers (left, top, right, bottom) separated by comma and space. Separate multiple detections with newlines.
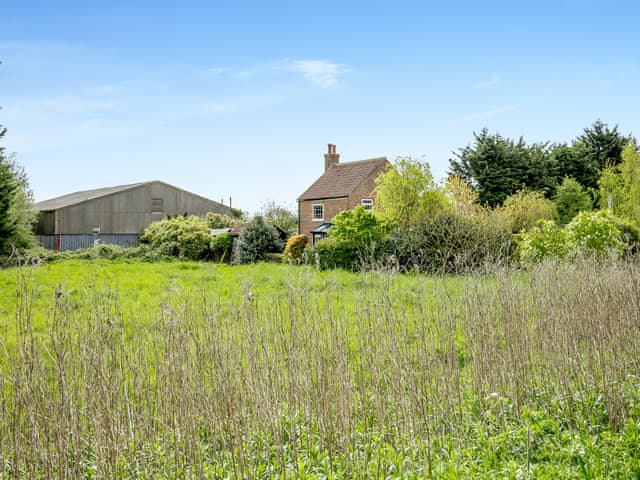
297, 157, 389, 201
36, 182, 147, 211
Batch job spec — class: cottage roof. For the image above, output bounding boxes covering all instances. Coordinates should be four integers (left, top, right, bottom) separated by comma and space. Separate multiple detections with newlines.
297, 157, 388, 201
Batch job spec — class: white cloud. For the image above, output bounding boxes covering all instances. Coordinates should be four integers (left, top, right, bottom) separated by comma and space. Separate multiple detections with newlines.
289, 60, 346, 88
474, 73, 501, 89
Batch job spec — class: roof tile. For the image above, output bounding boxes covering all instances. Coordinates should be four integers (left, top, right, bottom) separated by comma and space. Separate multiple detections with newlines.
298, 157, 388, 201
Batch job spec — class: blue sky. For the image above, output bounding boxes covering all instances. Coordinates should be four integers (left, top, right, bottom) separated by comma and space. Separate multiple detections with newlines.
1, 0, 639, 213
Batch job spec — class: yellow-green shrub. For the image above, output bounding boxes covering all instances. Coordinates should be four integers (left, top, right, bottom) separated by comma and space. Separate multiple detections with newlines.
282, 234, 308, 264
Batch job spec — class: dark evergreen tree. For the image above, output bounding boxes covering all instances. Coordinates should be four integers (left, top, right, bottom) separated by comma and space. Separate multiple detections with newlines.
0, 126, 18, 257
449, 128, 555, 207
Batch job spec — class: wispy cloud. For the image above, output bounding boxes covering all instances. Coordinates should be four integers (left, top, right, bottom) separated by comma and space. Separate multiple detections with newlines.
474, 73, 501, 89
448, 104, 520, 124
232, 59, 347, 88
289, 60, 347, 88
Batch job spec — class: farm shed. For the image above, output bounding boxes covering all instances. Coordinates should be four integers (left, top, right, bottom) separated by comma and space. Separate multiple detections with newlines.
35, 180, 234, 251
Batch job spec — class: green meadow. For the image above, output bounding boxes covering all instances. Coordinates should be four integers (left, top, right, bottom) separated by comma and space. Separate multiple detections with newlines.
1, 259, 640, 478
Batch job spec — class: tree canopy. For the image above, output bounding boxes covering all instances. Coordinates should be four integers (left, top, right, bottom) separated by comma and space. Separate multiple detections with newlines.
374, 156, 451, 228
449, 128, 556, 207
257, 199, 298, 235
0, 125, 36, 260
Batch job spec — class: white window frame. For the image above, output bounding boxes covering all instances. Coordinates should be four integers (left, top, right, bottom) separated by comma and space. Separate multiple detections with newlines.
361, 198, 374, 211
312, 204, 324, 221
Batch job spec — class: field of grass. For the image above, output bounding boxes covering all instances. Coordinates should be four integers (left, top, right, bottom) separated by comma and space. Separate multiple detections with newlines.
1, 258, 640, 478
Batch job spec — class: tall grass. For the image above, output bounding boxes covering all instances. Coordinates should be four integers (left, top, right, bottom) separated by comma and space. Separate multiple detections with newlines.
1, 259, 640, 478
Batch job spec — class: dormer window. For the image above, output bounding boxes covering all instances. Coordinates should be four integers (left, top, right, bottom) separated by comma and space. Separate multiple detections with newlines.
312, 204, 324, 221
361, 198, 373, 211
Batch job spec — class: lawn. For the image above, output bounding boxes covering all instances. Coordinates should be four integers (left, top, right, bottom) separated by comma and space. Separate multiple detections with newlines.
1, 259, 639, 478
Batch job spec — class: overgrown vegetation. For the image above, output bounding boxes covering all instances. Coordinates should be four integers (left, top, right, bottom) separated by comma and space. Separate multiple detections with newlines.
1, 259, 640, 477
282, 234, 308, 264
0, 125, 36, 262
234, 215, 283, 264
139, 214, 213, 260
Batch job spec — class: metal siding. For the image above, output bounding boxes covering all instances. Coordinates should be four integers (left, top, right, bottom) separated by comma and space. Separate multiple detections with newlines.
37, 234, 140, 251
36, 211, 55, 234
49, 181, 232, 235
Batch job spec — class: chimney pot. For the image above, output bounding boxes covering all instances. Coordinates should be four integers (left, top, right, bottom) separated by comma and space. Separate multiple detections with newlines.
324, 143, 340, 171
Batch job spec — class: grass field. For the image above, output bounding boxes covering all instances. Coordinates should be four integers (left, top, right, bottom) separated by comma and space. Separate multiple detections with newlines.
1, 259, 640, 478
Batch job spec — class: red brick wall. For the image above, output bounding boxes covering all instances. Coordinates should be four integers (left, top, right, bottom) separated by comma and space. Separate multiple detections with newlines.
299, 197, 349, 246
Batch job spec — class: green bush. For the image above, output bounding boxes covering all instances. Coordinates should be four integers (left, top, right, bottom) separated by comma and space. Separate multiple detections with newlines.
383, 213, 512, 274
553, 177, 592, 224
312, 237, 361, 271
517, 220, 569, 266
329, 206, 386, 247
234, 216, 283, 264
140, 215, 212, 260
518, 210, 627, 265
282, 234, 308, 264
209, 232, 233, 263
565, 210, 625, 258
610, 216, 640, 254
496, 190, 557, 233
17, 243, 172, 264
205, 212, 239, 229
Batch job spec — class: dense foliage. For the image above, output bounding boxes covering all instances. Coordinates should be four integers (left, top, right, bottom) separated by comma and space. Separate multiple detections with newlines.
495, 190, 557, 233
374, 156, 451, 227
257, 199, 298, 235
282, 234, 308, 264
0, 125, 36, 261
205, 211, 240, 229
383, 213, 512, 273
139, 215, 212, 260
518, 211, 629, 265
598, 144, 640, 223
234, 215, 283, 264
553, 177, 593, 224
449, 128, 556, 207
449, 121, 634, 206
209, 232, 233, 262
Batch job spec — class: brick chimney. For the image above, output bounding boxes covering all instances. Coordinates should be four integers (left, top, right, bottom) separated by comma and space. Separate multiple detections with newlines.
324, 143, 340, 171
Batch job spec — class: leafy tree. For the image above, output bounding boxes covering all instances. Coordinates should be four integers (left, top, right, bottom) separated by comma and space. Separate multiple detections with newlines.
579, 120, 632, 171
445, 174, 486, 218
598, 144, 640, 223
0, 126, 36, 259
449, 128, 556, 207
235, 215, 283, 264
495, 190, 557, 233
553, 177, 592, 224
329, 206, 385, 248
375, 156, 451, 228
258, 199, 298, 235
550, 142, 595, 193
